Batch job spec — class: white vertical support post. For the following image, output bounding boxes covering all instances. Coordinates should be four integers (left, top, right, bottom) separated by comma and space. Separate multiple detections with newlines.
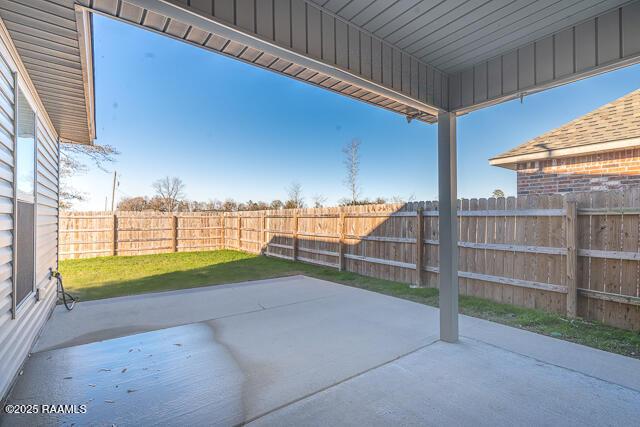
438, 111, 459, 343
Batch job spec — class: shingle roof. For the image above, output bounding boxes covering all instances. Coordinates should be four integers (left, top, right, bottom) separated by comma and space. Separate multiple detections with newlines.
490, 89, 640, 166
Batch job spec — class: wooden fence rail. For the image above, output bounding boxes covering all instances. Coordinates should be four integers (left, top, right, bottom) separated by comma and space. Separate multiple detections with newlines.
60, 189, 640, 331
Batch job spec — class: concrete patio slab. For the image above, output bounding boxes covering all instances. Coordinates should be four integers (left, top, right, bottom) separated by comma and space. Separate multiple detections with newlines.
3, 276, 639, 426
251, 337, 640, 427
3, 323, 246, 426
34, 275, 357, 352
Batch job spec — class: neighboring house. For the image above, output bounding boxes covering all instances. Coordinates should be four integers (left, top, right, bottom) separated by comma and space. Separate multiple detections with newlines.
0, 7, 95, 398
490, 89, 640, 195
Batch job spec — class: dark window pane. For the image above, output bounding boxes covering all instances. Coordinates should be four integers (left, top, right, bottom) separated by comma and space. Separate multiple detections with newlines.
16, 201, 34, 306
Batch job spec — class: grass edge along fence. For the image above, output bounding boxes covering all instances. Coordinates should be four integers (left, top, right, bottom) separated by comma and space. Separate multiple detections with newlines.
60, 190, 640, 331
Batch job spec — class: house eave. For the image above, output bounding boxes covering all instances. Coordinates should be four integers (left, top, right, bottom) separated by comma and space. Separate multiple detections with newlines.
489, 137, 640, 170
75, 6, 97, 144
0, 3, 96, 145
0, 18, 59, 144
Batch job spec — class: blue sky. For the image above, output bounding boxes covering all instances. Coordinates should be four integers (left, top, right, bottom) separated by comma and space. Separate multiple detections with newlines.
69, 14, 640, 210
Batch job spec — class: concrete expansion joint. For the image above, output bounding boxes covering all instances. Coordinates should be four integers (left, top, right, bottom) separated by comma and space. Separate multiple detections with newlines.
199, 293, 342, 324
460, 335, 640, 394
243, 336, 441, 425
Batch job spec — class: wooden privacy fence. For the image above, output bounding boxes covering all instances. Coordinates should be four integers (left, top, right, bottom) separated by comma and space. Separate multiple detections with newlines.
60, 211, 224, 257
60, 190, 640, 331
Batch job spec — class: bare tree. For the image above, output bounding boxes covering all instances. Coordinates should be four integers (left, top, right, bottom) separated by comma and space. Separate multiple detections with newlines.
242, 200, 269, 211
187, 199, 223, 212
152, 176, 185, 212
285, 181, 304, 208
312, 194, 327, 208
208, 199, 224, 211
270, 199, 284, 210
147, 196, 165, 211
222, 198, 238, 212
117, 196, 148, 211
342, 139, 362, 204
59, 143, 119, 209
176, 200, 192, 212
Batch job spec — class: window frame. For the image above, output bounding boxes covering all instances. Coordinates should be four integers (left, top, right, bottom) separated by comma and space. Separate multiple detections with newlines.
12, 74, 39, 318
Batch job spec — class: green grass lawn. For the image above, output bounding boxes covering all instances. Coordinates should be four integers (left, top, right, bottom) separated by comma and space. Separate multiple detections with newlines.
60, 249, 640, 359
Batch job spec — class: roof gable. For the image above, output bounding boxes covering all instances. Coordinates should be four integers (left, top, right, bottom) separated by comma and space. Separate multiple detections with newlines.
490, 89, 640, 167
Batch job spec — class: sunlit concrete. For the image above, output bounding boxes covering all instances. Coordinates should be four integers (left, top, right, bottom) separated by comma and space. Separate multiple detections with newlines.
4, 276, 639, 425
251, 337, 640, 426
34, 275, 437, 352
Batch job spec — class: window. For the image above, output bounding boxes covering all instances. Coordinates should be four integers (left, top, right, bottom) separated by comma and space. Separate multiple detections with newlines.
14, 88, 36, 310
17, 89, 35, 202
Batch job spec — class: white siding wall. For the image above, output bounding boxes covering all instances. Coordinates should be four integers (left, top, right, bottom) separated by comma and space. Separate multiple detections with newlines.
0, 24, 59, 400
36, 120, 59, 289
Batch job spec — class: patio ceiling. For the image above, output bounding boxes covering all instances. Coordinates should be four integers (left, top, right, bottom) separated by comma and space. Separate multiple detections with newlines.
85, 0, 444, 123
1, 1, 638, 146
88, 0, 640, 116
310, 0, 633, 74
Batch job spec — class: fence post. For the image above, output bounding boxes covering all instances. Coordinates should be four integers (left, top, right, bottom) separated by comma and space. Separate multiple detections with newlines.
292, 211, 299, 260
260, 211, 265, 254
338, 211, 346, 271
415, 207, 424, 287
264, 212, 269, 254
565, 200, 578, 318
112, 213, 118, 256
237, 215, 241, 250
220, 213, 225, 250
171, 214, 178, 252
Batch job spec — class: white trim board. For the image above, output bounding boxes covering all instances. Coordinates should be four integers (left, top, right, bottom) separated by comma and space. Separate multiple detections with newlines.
490, 137, 640, 169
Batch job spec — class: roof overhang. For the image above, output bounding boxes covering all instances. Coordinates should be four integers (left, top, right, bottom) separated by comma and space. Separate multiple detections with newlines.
82, 0, 442, 123
81, 0, 640, 123
74, 6, 96, 144
0, 17, 60, 144
490, 137, 640, 170
0, 0, 96, 145
1, 1, 639, 144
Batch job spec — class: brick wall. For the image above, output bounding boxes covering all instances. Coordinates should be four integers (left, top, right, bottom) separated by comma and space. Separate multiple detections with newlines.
517, 148, 640, 195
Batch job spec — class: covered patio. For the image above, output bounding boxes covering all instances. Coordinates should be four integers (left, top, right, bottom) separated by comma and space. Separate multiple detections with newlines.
1, 0, 640, 424
1, 0, 639, 342
4, 276, 640, 425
